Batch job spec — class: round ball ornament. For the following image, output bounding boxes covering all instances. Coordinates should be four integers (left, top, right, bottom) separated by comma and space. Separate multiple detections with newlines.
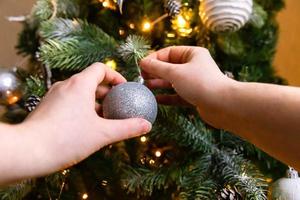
271, 167, 300, 200
0, 69, 23, 105
102, 82, 157, 124
199, 0, 253, 33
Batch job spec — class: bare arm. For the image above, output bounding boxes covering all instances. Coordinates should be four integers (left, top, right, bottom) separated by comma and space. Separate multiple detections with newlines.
215, 82, 300, 168
140, 46, 300, 170
0, 63, 151, 185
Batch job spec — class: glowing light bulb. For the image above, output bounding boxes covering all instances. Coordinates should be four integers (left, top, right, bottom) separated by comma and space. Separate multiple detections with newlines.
266, 178, 273, 183
140, 136, 147, 143
62, 169, 69, 176
142, 21, 152, 32
82, 193, 88, 199
129, 23, 135, 29
105, 59, 117, 70
119, 28, 125, 36
149, 159, 155, 165
140, 157, 146, 164
8, 96, 19, 105
171, 8, 194, 37
176, 15, 187, 28
100, 0, 117, 10
167, 32, 176, 38
102, 1, 109, 7
155, 150, 162, 158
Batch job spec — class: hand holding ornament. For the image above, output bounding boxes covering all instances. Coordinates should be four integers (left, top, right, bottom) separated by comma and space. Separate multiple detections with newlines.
0, 63, 152, 184
140, 46, 300, 171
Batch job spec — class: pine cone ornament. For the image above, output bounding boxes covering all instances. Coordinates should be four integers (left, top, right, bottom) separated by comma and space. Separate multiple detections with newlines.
218, 187, 242, 200
165, 0, 182, 17
24, 95, 41, 112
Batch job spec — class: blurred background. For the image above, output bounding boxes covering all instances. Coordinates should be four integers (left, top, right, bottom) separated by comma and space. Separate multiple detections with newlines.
1, 0, 300, 86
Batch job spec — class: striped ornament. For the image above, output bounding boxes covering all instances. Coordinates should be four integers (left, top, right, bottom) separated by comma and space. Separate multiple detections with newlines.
199, 0, 253, 33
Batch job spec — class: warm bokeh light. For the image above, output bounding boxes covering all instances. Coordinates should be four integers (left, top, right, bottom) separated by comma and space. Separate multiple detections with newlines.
176, 15, 187, 28
142, 21, 152, 32
172, 8, 194, 37
266, 178, 273, 183
119, 28, 125, 36
167, 32, 176, 38
99, 0, 117, 10
82, 193, 88, 199
155, 150, 162, 158
7, 95, 19, 105
149, 159, 155, 165
62, 169, 69, 176
129, 23, 135, 29
105, 59, 117, 70
140, 136, 147, 143
102, 1, 109, 7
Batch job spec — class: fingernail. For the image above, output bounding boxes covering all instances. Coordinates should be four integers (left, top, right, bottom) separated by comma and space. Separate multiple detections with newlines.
142, 120, 152, 133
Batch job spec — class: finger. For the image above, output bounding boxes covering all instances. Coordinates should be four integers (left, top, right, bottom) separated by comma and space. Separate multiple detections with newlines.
146, 79, 173, 89
141, 71, 158, 80
96, 85, 111, 99
145, 46, 194, 64
102, 118, 152, 144
77, 63, 126, 89
140, 58, 177, 80
156, 94, 192, 106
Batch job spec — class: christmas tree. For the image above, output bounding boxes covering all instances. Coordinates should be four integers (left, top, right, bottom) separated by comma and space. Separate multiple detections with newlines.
0, 0, 288, 199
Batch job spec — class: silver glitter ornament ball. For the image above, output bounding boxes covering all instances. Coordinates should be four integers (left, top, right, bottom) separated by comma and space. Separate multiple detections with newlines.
103, 82, 158, 124
0, 69, 23, 105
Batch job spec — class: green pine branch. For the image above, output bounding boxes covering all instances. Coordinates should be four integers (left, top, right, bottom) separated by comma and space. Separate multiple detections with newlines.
25, 76, 47, 98
151, 107, 216, 153
122, 164, 185, 196
215, 151, 268, 199
31, 0, 81, 22
179, 155, 217, 200
39, 19, 117, 70
0, 180, 33, 200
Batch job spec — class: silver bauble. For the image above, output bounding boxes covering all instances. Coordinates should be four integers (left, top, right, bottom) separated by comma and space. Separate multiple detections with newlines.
102, 82, 157, 124
199, 0, 253, 33
0, 69, 22, 105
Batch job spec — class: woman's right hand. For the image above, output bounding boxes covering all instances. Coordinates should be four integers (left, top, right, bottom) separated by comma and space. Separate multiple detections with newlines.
140, 46, 236, 128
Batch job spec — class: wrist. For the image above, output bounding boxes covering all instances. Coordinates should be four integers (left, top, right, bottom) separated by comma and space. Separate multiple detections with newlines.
196, 76, 241, 130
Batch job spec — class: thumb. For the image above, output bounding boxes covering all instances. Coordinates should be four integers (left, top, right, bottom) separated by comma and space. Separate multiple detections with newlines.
140, 58, 176, 80
103, 118, 152, 143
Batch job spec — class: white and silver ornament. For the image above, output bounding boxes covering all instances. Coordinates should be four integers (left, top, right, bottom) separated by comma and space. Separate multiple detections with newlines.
199, 0, 253, 33
0, 69, 23, 105
271, 167, 300, 200
102, 82, 157, 124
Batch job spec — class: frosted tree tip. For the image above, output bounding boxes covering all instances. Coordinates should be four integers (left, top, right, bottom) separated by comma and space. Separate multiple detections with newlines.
118, 35, 150, 62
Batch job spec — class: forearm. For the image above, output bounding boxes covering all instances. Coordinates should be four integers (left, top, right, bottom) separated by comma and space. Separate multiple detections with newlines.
0, 123, 50, 185
220, 81, 300, 169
